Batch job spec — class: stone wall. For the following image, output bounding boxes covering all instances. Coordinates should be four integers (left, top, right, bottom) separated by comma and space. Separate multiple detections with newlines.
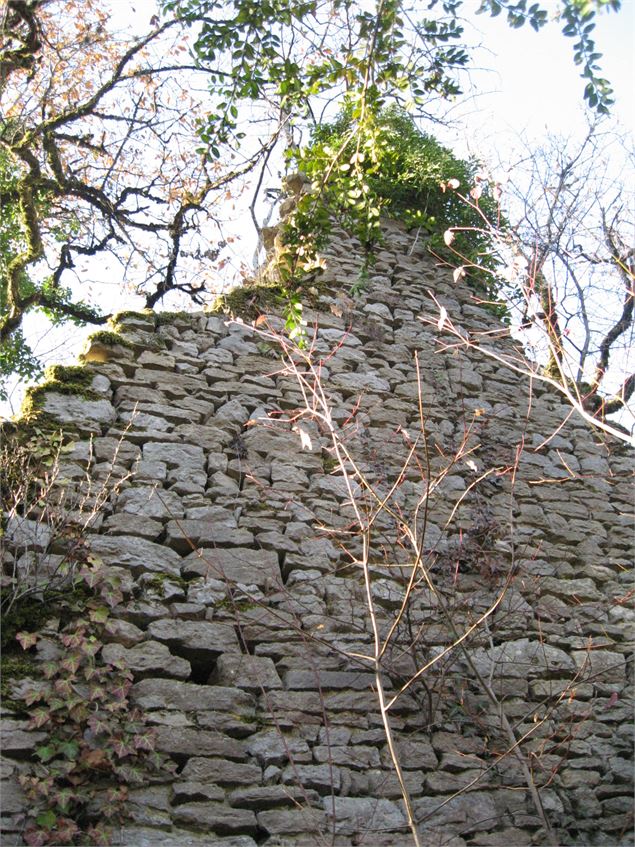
1, 217, 633, 847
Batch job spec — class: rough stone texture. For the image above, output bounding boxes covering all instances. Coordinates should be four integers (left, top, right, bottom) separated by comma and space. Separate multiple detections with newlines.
1, 215, 632, 847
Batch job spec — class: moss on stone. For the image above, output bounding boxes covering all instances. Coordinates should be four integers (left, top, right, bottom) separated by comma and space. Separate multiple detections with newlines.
1, 591, 55, 649
0, 652, 37, 713
155, 311, 190, 327
18, 364, 98, 421
111, 309, 154, 323
86, 330, 134, 350
210, 279, 287, 321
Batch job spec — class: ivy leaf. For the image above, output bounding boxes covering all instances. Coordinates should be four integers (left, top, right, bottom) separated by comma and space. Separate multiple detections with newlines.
88, 606, 110, 624
28, 707, 51, 729
133, 730, 155, 751
58, 740, 79, 760
35, 745, 57, 763
16, 631, 39, 650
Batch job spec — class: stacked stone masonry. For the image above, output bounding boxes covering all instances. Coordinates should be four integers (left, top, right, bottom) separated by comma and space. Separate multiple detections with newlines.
1, 217, 633, 846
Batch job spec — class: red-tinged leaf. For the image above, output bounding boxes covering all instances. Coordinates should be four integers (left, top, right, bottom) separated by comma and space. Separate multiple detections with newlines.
87, 823, 112, 846
61, 654, 81, 674
88, 684, 106, 702
605, 691, 619, 709
60, 629, 86, 649
22, 683, 48, 706
114, 763, 144, 785
28, 707, 51, 729
24, 826, 47, 846
88, 713, 111, 736
470, 183, 482, 200
55, 788, 77, 811
54, 817, 79, 842
133, 731, 155, 751
81, 637, 102, 657
81, 748, 109, 769
82, 663, 101, 681
111, 736, 134, 758
79, 565, 102, 587
110, 680, 131, 701
100, 584, 124, 608
16, 631, 39, 650
41, 661, 58, 679
106, 785, 128, 803
54, 678, 74, 698
68, 703, 89, 723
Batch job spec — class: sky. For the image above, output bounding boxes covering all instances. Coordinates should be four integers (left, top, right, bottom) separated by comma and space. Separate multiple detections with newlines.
2, 0, 634, 418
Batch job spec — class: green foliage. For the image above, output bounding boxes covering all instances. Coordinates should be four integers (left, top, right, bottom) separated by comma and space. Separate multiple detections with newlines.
166, 0, 619, 170
12, 558, 174, 846
0, 328, 44, 401
0, 148, 102, 396
286, 106, 503, 296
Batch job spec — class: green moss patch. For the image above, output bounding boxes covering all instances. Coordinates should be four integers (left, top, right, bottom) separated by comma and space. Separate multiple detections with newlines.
155, 311, 191, 327
211, 279, 287, 322
86, 330, 134, 349
17, 364, 99, 422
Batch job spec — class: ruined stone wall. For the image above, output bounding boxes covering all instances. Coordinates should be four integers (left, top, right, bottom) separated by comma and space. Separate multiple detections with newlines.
2, 217, 633, 847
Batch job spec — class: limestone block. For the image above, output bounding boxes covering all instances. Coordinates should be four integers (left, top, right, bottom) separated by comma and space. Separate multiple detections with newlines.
103, 618, 145, 647
256, 807, 327, 837
166, 518, 254, 553
282, 670, 374, 691
0, 719, 47, 757
571, 649, 626, 683
172, 781, 225, 804
214, 654, 283, 691
4, 517, 52, 552
0, 779, 25, 813
41, 392, 116, 426
313, 744, 381, 769
381, 738, 437, 770
414, 791, 499, 833
228, 785, 319, 810
181, 547, 281, 588
102, 513, 163, 540
180, 757, 261, 785
117, 485, 184, 519
173, 802, 257, 834
131, 678, 255, 713
470, 639, 575, 679
114, 819, 256, 843
142, 441, 205, 471
154, 727, 247, 760
247, 731, 312, 766
323, 796, 406, 835
540, 577, 602, 602
147, 619, 241, 662
101, 641, 190, 679
89, 535, 181, 577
